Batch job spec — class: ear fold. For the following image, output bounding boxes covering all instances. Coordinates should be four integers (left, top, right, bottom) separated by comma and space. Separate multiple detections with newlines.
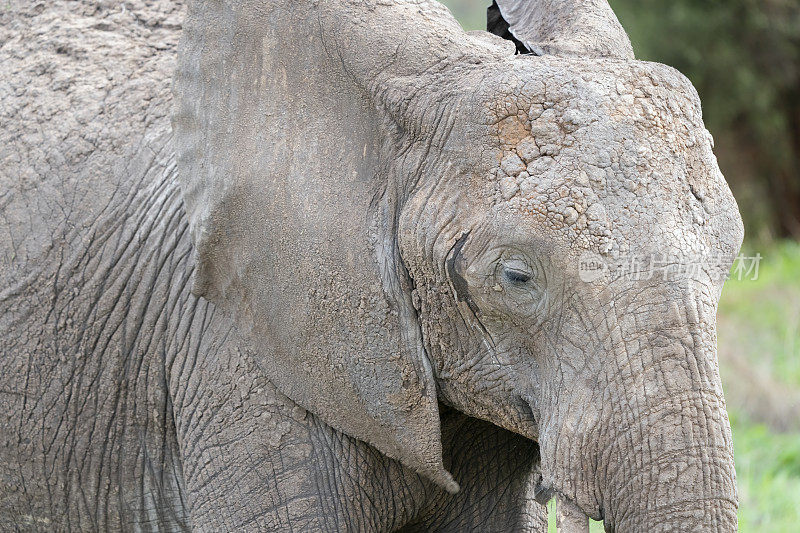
493, 0, 635, 59
173, 0, 468, 491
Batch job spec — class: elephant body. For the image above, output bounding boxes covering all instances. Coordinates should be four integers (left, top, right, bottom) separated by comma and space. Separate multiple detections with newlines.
1, 0, 742, 531
0, 1, 544, 530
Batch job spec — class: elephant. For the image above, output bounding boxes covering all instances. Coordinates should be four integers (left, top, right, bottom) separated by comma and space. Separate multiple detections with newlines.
0, 0, 744, 531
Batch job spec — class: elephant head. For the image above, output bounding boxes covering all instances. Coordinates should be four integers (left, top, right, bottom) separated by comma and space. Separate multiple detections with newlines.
173, 0, 742, 530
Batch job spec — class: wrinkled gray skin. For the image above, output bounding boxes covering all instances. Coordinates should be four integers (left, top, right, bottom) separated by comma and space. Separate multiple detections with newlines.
0, 0, 742, 531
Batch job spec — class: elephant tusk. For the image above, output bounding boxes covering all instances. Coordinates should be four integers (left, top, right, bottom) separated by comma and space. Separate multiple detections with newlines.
556, 495, 590, 533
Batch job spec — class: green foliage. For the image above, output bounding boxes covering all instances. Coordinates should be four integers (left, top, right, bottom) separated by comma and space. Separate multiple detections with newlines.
545, 501, 605, 532
441, 0, 485, 31
717, 241, 800, 530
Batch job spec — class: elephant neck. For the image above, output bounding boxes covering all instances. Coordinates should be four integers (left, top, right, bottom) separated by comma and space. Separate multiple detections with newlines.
0, 125, 209, 526
71, 133, 212, 377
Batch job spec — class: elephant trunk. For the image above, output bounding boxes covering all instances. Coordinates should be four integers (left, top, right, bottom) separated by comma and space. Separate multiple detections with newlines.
538, 290, 738, 532
600, 390, 738, 532
613, 497, 738, 533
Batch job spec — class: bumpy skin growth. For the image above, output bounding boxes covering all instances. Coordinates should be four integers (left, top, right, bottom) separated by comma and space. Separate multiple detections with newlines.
1, 0, 742, 532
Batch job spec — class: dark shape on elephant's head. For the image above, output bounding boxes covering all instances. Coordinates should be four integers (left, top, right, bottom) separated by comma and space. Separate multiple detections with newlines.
446, 232, 479, 316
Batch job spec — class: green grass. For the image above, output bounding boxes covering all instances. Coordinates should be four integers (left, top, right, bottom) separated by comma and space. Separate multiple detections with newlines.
546, 500, 555, 531
730, 413, 800, 532
720, 241, 800, 531
720, 242, 800, 389
546, 500, 605, 531
439, 0, 485, 30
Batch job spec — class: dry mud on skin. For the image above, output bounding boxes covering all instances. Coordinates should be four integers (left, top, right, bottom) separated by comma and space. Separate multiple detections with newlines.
0, 0, 183, 315
0, 0, 183, 249
0, 0, 187, 528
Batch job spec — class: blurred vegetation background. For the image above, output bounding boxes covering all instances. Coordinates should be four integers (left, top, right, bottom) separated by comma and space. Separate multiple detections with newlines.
441, 1, 800, 530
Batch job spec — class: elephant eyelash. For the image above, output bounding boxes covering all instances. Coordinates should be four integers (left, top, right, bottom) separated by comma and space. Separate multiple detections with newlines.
498, 258, 536, 286
503, 268, 532, 284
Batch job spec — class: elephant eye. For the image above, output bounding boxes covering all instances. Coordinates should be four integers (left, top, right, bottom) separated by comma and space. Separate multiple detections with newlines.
490, 257, 547, 320
503, 268, 531, 284
500, 259, 534, 285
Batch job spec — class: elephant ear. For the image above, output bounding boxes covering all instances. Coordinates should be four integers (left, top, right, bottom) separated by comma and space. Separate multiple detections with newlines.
494, 0, 634, 59
172, 0, 498, 492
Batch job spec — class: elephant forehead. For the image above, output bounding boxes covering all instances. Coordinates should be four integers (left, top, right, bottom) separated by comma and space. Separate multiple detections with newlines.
479, 56, 703, 136
472, 58, 732, 257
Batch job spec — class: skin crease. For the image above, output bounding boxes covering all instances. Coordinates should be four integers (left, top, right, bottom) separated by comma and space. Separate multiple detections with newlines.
1, 0, 743, 532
